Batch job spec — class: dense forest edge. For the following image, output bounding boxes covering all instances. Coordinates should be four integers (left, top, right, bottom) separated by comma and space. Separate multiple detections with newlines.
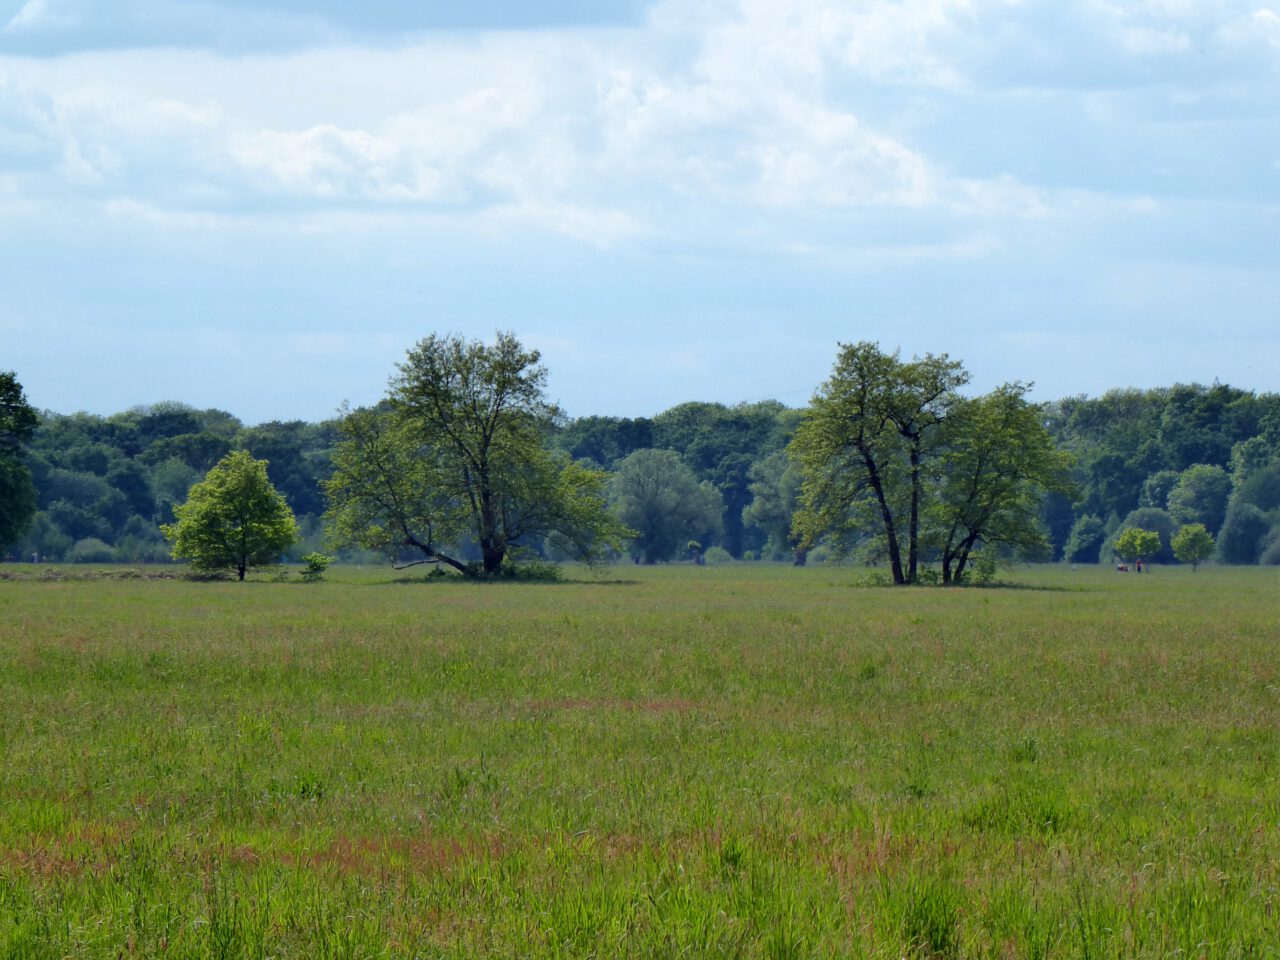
3, 366, 1280, 572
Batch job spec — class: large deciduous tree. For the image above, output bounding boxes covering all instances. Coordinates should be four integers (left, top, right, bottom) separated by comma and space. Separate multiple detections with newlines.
789, 342, 966, 584
609, 448, 723, 564
162, 450, 298, 580
326, 332, 629, 576
932, 384, 1075, 584
0, 372, 38, 551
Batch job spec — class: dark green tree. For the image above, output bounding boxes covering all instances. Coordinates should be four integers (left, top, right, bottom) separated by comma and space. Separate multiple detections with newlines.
609, 449, 724, 564
1166, 464, 1231, 535
0, 372, 38, 551
1064, 514, 1106, 564
1217, 502, 1270, 565
741, 450, 805, 563
1139, 470, 1180, 510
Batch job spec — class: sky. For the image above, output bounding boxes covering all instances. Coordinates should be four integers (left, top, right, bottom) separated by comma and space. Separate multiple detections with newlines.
2, 0, 1278, 424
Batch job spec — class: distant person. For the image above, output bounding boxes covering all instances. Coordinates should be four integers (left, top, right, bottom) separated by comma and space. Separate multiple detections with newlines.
1136, 558, 1143, 574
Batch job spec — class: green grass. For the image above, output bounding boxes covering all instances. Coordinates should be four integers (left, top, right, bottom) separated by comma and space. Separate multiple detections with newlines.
0, 562, 1277, 957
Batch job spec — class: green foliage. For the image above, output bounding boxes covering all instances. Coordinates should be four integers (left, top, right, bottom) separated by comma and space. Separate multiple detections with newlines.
1259, 527, 1280, 566
17, 511, 72, 561
1233, 461, 1280, 513
1166, 464, 1231, 535
933, 383, 1075, 584
552, 415, 654, 468
1217, 501, 1271, 565
651, 400, 799, 557
0, 371, 38, 550
162, 451, 299, 580
1139, 470, 1180, 509
703, 545, 733, 565
1229, 436, 1275, 487
970, 549, 999, 584
0, 370, 38, 451
609, 448, 724, 564
0, 454, 37, 551
1105, 507, 1177, 564
1172, 523, 1215, 571
69, 536, 116, 563
1114, 527, 1161, 564
791, 341, 967, 584
299, 552, 332, 583
741, 450, 805, 562
1064, 514, 1106, 564
327, 332, 629, 577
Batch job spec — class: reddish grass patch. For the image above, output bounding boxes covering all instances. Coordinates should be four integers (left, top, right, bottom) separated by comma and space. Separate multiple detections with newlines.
526, 697, 696, 714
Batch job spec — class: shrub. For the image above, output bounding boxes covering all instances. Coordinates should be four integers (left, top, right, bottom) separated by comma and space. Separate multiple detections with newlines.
1259, 527, 1280, 566
495, 560, 564, 582
299, 552, 333, 583
970, 550, 999, 584
70, 537, 115, 564
703, 546, 733, 565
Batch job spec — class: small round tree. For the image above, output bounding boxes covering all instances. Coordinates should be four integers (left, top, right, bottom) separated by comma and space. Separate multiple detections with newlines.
1172, 523, 1215, 572
163, 451, 298, 580
1114, 527, 1161, 570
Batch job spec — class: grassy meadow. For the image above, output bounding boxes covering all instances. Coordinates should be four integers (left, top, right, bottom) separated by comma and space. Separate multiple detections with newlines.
1, 561, 1278, 958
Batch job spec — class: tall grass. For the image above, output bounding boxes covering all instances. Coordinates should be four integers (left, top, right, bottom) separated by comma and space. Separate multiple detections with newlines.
0, 563, 1277, 956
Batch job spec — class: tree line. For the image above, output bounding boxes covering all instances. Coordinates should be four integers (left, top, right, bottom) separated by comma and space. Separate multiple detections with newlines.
3, 336, 1279, 578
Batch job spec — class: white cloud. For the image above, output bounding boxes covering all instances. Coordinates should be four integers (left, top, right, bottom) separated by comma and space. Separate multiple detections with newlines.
5, 0, 74, 33
0, 0, 1270, 257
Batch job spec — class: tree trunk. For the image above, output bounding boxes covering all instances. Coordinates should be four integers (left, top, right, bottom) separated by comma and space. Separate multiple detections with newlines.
906, 442, 921, 584
481, 542, 504, 575
792, 547, 808, 567
866, 463, 905, 584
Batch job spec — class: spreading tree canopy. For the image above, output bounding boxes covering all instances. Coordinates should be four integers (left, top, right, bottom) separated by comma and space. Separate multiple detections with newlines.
789, 342, 967, 584
325, 332, 629, 576
162, 450, 298, 580
932, 384, 1075, 584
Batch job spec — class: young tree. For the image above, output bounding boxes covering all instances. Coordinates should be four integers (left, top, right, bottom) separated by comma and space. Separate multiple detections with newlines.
1172, 523, 1215, 571
609, 448, 724, 564
327, 332, 629, 576
0, 372, 38, 551
932, 384, 1075, 584
790, 342, 966, 584
162, 451, 298, 580
1114, 527, 1161, 569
